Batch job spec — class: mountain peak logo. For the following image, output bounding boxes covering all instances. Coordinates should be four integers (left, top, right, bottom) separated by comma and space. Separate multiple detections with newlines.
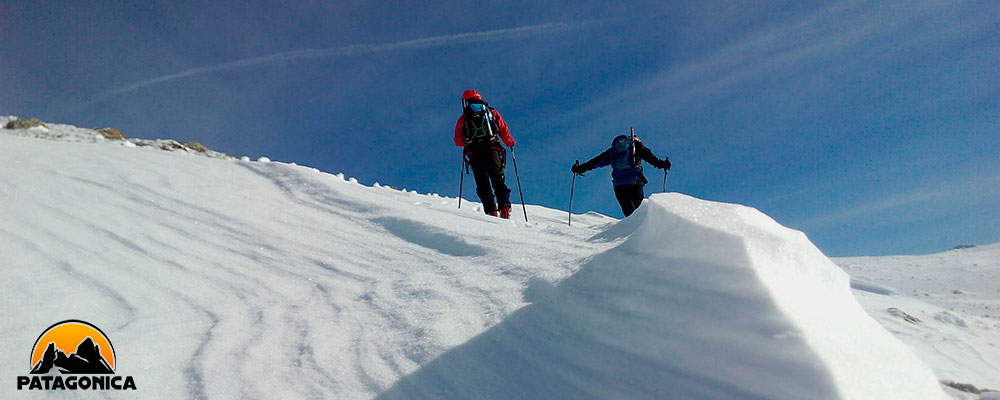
17, 320, 136, 391
30, 320, 115, 374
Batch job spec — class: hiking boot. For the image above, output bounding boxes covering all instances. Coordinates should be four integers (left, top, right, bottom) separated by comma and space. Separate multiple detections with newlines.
488, 210, 499, 217
499, 206, 510, 220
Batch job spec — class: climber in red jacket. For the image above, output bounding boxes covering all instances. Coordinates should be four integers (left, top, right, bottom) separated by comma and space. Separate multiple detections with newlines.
454, 89, 516, 219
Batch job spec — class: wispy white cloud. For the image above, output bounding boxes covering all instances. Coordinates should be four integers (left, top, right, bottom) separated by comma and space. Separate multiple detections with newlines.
794, 172, 1000, 229
72, 20, 609, 111
566, 0, 982, 128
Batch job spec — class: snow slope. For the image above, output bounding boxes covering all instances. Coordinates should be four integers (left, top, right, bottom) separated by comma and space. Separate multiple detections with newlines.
836, 245, 1000, 397
0, 119, 958, 398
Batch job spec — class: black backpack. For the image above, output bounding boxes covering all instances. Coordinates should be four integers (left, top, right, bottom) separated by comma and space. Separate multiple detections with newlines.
462, 100, 500, 144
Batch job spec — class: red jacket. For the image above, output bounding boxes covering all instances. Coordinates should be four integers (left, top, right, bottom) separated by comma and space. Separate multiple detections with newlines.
454, 109, 515, 148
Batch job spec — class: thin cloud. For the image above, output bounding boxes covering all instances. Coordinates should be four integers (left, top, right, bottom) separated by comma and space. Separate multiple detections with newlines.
73, 19, 609, 111
794, 173, 1000, 229
563, 0, 981, 128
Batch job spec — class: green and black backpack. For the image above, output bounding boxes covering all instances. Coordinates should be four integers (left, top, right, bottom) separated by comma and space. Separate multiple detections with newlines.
462, 100, 500, 144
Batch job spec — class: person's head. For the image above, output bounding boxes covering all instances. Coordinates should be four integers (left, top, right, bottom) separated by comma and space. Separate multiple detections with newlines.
463, 90, 487, 111
462, 89, 482, 102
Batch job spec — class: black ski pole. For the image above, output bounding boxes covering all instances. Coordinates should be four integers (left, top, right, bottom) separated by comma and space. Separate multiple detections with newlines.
663, 169, 668, 193
458, 154, 466, 209
569, 160, 579, 226
510, 147, 528, 222
630, 127, 637, 166
459, 97, 467, 209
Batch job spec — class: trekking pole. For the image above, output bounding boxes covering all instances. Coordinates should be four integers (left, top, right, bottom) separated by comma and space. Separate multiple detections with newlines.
663, 169, 668, 193
509, 147, 528, 222
458, 154, 466, 209
630, 127, 637, 166
459, 96, 468, 209
569, 160, 579, 226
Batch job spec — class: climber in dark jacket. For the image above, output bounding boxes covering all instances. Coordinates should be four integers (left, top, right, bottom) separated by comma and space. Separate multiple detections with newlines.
572, 134, 670, 217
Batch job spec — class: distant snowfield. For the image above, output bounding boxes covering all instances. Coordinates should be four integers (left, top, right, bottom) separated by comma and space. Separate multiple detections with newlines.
836, 245, 1000, 398
1, 118, 994, 399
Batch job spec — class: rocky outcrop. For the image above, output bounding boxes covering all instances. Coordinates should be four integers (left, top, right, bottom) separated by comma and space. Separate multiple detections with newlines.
99, 128, 127, 140
2, 115, 233, 160
5, 118, 47, 130
184, 141, 209, 153
134, 140, 214, 154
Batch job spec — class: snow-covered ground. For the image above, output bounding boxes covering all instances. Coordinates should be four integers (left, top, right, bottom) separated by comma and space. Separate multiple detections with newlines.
1, 117, 994, 399
835, 245, 1000, 399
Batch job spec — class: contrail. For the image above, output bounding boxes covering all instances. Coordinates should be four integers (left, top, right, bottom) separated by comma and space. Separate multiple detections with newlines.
73, 20, 607, 111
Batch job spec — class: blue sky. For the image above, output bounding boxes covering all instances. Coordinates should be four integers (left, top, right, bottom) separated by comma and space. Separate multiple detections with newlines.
2, 1, 997, 256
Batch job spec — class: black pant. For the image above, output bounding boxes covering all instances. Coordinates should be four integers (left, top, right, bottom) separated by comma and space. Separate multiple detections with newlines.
614, 184, 644, 217
467, 147, 511, 214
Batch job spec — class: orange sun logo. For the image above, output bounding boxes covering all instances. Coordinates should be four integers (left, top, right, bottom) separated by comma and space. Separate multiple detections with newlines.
30, 320, 116, 374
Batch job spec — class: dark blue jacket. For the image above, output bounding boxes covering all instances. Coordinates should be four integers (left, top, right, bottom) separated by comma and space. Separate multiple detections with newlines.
579, 135, 668, 187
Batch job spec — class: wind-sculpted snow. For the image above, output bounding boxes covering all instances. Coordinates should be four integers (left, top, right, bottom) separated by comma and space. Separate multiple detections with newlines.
0, 128, 951, 399
0, 133, 610, 399
380, 194, 947, 399
371, 217, 489, 257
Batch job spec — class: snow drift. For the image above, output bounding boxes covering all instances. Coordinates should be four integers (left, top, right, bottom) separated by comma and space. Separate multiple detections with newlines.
0, 120, 947, 399
380, 194, 947, 399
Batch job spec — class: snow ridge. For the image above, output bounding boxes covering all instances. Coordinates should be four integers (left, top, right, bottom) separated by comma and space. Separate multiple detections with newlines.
381, 194, 947, 399
1, 115, 234, 159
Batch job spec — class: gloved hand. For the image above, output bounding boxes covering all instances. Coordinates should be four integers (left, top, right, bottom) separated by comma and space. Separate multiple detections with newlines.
660, 157, 671, 170
571, 163, 586, 175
